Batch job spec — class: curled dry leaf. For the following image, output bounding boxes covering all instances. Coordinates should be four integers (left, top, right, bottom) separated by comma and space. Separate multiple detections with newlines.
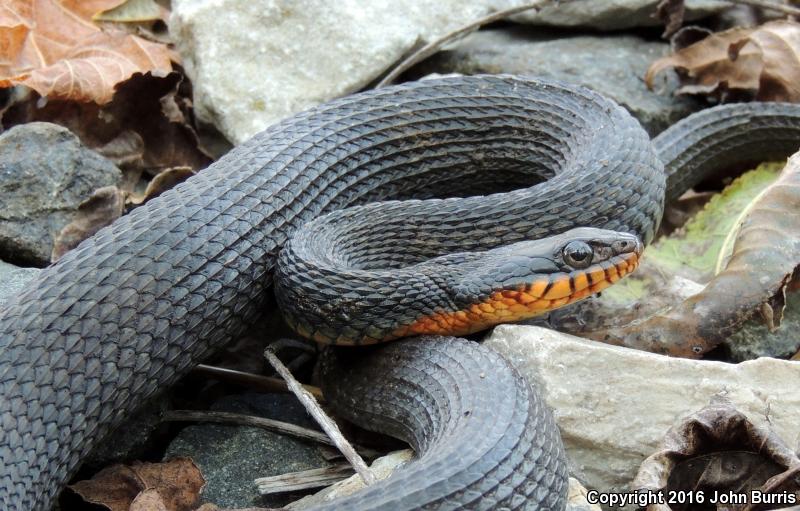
633, 397, 800, 511
646, 20, 800, 102
94, 0, 169, 24
68, 457, 204, 511
587, 152, 800, 357
128, 166, 195, 205
51, 186, 125, 262
0, 0, 176, 103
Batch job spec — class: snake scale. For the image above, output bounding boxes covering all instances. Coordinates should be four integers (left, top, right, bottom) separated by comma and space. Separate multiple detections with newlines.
2, 75, 800, 510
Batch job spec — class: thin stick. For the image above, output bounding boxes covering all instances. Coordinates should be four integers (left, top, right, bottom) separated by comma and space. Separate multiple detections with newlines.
162, 409, 380, 459
254, 464, 354, 495
193, 363, 324, 400
264, 347, 377, 486
375, 0, 570, 89
724, 0, 800, 16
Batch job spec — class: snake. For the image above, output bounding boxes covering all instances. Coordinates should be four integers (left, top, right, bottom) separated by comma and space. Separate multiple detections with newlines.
1, 75, 800, 511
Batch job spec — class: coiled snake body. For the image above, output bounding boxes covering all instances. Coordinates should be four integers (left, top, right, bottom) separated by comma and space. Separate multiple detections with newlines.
1, 76, 800, 510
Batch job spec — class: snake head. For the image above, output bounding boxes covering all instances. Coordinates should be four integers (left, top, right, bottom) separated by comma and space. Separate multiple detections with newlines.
412, 228, 644, 336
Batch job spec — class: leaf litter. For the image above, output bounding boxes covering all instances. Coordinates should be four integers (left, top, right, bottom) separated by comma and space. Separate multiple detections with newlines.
68, 458, 205, 511
0, 0, 177, 104
634, 397, 800, 511
647, 20, 800, 102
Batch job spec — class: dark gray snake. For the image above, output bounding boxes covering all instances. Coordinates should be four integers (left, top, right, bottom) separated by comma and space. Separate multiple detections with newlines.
1, 75, 800, 511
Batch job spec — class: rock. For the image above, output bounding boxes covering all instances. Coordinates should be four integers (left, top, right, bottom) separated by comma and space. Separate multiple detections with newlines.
0, 122, 122, 266
567, 477, 602, 511
410, 28, 701, 135
484, 325, 800, 493
0, 260, 40, 308
164, 393, 330, 508
171, 0, 725, 144
170, 0, 502, 144
509, 0, 728, 31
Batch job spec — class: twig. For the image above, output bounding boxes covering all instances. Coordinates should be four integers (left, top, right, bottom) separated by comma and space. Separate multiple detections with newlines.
193, 363, 324, 400
724, 0, 800, 17
264, 347, 377, 486
254, 464, 354, 495
375, 0, 571, 89
161, 409, 380, 458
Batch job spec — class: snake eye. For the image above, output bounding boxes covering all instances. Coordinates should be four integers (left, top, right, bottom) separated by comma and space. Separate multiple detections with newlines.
563, 241, 593, 269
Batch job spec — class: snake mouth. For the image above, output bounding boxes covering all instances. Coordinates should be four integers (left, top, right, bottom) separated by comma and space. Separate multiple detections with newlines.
392, 249, 642, 340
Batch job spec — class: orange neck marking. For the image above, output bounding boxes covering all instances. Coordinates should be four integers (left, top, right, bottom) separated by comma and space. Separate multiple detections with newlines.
391, 251, 640, 339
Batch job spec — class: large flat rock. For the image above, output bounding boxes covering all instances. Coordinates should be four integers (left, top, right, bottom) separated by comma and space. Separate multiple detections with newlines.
484, 325, 800, 492
171, 0, 500, 144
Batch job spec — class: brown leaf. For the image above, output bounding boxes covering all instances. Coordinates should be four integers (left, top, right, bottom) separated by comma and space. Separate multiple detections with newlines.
646, 25, 761, 97
96, 129, 146, 174
743, 21, 800, 102
68, 457, 205, 511
128, 166, 195, 205
588, 151, 800, 357
646, 20, 800, 102
656, 0, 685, 38
94, 0, 170, 24
0, 0, 176, 103
633, 398, 800, 511
2, 71, 213, 176
131, 489, 169, 511
51, 186, 125, 262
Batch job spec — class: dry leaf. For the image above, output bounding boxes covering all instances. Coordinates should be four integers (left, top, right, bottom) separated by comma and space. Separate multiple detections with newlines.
131, 488, 169, 511
2, 71, 213, 177
646, 20, 800, 102
633, 397, 800, 511
68, 457, 205, 511
128, 166, 195, 205
51, 186, 125, 262
656, 0, 685, 38
0, 0, 176, 103
96, 130, 147, 173
589, 151, 800, 357
94, 0, 169, 23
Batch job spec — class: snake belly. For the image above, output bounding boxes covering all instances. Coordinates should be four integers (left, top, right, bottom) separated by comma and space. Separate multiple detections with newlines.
1, 75, 800, 511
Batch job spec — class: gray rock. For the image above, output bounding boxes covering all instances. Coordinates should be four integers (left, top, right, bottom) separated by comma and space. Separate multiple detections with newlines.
485, 325, 800, 494
171, 0, 514, 144
411, 28, 701, 135
0, 122, 122, 266
164, 393, 330, 508
0, 260, 39, 308
508, 0, 729, 31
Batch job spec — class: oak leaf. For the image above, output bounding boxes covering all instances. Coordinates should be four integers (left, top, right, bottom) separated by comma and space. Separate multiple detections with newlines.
0, 0, 176, 103
68, 457, 205, 511
646, 20, 800, 102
